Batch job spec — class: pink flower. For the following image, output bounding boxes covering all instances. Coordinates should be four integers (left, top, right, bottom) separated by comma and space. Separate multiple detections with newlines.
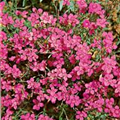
102, 56, 117, 74
0, 31, 7, 42
12, 65, 21, 78
77, 0, 87, 9
1, 13, 14, 25
68, 14, 79, 27
105, 98, 114, 108
96, 18, 108, 28
97, 9, 105, 18
38, 8, 43, 14
76, 111, 87, 120
33, 99, 44, 110
28, 13, 39, 26
0, 43, 8, 59
89, 22, 97, 35
82, 19, 90, 28
0, 1, 5, 11
85, 81, 100, 95
15, 10, 21, 15
21, 113, 35, 120
38, 114, 54, 120
40, 12, 57, 25
39, 60, 47, 71
27, 78, 40, 90
1, 94, 10, 106
66, 95, 81, 107
27, 78, 35, 89
90, 39, 101, 49
45, 87, 58, 103
59, 13, 79, 27
99, 74, 115, 87
102, 32, 116, 53
89, 3, 102, 14
2, 108, 13, 120
30, 60, 46, 72
112, 106, 120, 118
14, 19, 25, 28
48, 67, 68, 81
93, 98, 104, 112
69, 55, 76, 64
1, 78, 12, 91
115, 81, 120, 96
15, 10, 28, 18
11, 98, 19, 109
19, 48, 38, 62
63, 0, 70, 6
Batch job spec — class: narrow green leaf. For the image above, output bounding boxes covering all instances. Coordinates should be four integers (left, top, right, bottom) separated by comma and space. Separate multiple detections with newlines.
36, 78, 40, 82
116, 38, 120, 45
59, 0, 63, 11
59, 117, 63, 120
69, 1, 75, 12
115, 50, 120, 53
22, 0, 26, 7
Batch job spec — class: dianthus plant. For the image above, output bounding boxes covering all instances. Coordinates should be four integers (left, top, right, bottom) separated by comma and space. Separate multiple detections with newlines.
0, 0, 120, 120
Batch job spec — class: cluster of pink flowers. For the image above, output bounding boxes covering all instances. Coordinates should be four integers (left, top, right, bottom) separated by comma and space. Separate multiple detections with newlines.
21, 113, 54, 120
102, 32, 117, 53
1, 0, 120, 120
76, 111, 87, 120
38, 114, 54, 120
59, 13, 79, 27
77, 0, 87, 13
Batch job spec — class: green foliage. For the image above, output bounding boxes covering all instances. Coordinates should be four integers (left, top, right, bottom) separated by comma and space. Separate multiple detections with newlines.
68, 1, 75, 12
59, 0, 63, 11
86, 111, 108, 120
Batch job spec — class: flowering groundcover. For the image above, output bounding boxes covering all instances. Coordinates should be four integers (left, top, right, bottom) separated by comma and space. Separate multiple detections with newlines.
0, 0, 120, 120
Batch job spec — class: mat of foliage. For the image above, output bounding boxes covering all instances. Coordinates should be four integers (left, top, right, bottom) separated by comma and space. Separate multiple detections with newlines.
0, 0, 120, 120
